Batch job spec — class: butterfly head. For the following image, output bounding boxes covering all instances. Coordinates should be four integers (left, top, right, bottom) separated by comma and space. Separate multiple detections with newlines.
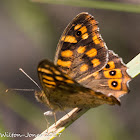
35, 90, 50, 105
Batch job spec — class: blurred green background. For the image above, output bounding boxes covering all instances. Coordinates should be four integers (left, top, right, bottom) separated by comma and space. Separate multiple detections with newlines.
0, 0, 140, 140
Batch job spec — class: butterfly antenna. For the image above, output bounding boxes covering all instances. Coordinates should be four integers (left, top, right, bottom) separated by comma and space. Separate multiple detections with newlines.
19, 68, 42, 91
5, 88, 35, 93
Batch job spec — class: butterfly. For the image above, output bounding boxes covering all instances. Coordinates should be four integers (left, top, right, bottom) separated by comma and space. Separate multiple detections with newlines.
35, 12, 131, 111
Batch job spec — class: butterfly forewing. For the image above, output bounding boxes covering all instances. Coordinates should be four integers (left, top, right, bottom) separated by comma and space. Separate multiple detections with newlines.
37, 59, 120, 110
54, 12, 108, 81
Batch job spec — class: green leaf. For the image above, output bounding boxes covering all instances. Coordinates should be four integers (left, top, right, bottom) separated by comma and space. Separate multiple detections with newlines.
127, 53, 140, 78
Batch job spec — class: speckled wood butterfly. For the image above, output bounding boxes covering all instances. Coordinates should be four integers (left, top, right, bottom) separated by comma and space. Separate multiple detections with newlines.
36, 12, 131, 111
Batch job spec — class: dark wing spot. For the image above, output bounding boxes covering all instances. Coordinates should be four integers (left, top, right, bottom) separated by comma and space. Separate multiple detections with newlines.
109, 70, 116, 76
105, 64, 110, 69
111, 81, 118, 87
76, 31, 82, 36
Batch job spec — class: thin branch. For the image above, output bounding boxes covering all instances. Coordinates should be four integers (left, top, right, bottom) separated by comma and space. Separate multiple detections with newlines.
33, 53, 140, 140
34, 108, 88, 140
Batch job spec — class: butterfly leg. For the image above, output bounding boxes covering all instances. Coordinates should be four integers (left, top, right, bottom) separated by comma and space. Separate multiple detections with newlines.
44, 111, 54, 131
44, 110, 58, 125
53, 111, 57, 125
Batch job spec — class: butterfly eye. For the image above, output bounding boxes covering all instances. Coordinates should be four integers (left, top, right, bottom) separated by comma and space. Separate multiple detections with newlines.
111, 81, 118, 87
109, 70, 116, 76
76, 31, 82, 36
105, 64, 110, 68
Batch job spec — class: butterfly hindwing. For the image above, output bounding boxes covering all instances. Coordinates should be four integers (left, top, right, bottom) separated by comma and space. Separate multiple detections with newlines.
54, 12, 108, 81
79, 51, 131, 99
37, 59, 120, 110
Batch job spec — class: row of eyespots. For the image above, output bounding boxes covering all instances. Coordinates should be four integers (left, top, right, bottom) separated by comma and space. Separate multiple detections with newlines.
106, 70, 122, 89
103, 59, 123, 90
103, 61, 122, 90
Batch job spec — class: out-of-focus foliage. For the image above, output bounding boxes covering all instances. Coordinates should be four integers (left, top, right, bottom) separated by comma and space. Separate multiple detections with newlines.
32, 0, 140, 13
0, 114, 10, 140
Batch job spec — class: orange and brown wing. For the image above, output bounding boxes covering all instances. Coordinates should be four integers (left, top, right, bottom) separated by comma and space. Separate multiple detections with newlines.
54, 12, 108, 81
37, 59, 120, 110
79, 51, 131, 99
